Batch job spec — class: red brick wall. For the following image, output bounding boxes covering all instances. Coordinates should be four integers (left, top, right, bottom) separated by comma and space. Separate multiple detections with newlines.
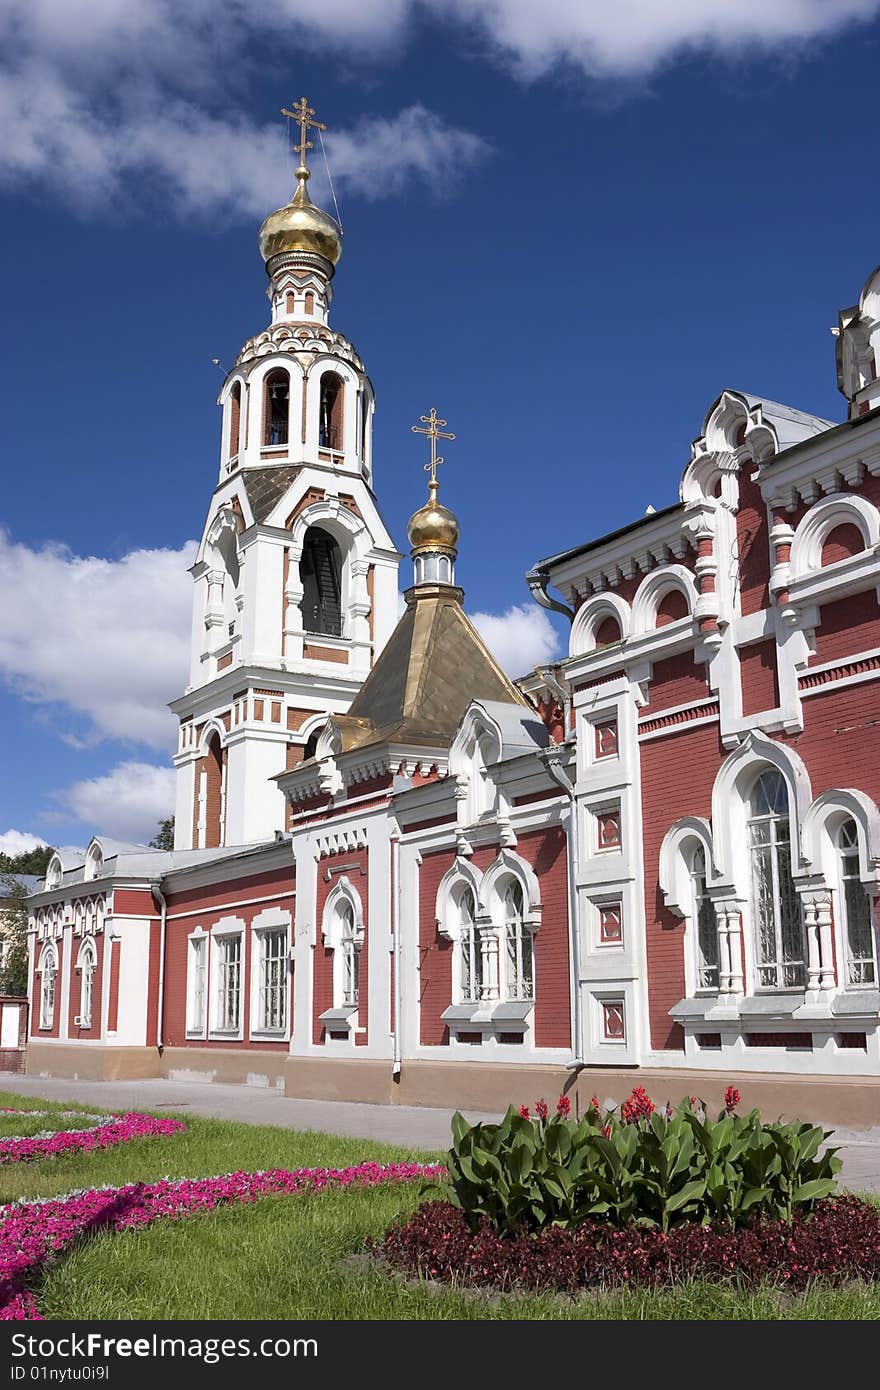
161, 864, 295, 1049
812, 589, 880, 666
32, 936, 63, 1038
312, 847, 369, 1045
518, 827, 570, 1048
737, 469, 771, 616
740, 639, 779, 716
656, 588, 690, 626
643, 651, 709, 713
640, 721, 724, 1050
67, 936, 104, 1041
419, 849, 453, 1045
417, 831, 570, 1049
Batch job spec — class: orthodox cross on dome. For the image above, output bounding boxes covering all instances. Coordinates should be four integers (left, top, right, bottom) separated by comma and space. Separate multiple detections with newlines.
281, 96, 327, 170
411, 407, 455, 487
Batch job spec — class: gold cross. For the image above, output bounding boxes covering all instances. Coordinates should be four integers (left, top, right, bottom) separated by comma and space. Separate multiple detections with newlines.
281, 96, 326, 168
411, 408, 455, 486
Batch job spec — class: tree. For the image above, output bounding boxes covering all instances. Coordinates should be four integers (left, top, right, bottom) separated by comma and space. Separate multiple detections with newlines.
149, 817, 175, 851
0, 875, 30, 996
0, 844, 54, 876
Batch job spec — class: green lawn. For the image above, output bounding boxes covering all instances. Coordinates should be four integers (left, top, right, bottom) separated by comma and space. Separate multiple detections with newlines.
2, 1091, 879, 1321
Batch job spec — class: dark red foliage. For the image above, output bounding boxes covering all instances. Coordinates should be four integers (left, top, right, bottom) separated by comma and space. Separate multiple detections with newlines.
374, 1197, 880, 1294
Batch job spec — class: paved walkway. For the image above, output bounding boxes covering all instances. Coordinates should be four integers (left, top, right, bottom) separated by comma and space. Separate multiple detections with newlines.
2, 1073, 880, 1192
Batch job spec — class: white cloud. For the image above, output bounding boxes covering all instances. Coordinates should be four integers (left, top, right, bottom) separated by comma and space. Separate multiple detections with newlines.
0, 830, 48, 857
54, 761, 176, 845
0, 531, 195, 750
2, 1, 874, 217
471, 602, 560, 677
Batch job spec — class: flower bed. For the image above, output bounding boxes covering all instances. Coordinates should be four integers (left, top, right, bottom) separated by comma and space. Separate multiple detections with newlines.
375, 1195, 880, 1294
0, 1161, 445, 1319
0, 1112, 185, 1165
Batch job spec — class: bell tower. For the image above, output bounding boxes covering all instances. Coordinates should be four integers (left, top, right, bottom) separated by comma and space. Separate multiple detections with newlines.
171, 99, 401, 851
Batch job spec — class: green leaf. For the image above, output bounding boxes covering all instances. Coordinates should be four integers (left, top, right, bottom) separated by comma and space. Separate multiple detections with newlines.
792, 1178, 837, 1203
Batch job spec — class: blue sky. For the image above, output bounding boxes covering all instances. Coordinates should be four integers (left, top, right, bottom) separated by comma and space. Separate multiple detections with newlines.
2, 1, 880, 851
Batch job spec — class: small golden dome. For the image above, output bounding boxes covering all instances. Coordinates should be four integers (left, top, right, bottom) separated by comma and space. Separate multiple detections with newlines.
408, 479, 459, 553
259, 167, 343, 266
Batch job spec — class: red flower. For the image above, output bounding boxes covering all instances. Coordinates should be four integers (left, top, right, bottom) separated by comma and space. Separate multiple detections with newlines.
724, 1085, 741, 1114
620, 1086, 656, 1125
518, 1105, 530, 1120
556, 1094, 571, 1118
590, 1095, 600, 1112
535, 1098, 549, 1122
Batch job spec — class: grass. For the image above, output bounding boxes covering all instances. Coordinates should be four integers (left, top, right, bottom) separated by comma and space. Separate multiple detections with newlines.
2, 1090, 879, 1321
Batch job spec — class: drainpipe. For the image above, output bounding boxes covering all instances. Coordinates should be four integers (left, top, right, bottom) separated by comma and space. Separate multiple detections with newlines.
536, 664, 572, 740
390, 832, 402, 1079
526, 567, 575, 622
150, 881, 168, 1055
539, 744, 583, 1069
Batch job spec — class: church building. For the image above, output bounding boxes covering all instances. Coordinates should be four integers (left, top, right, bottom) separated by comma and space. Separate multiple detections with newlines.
24, 104, 880, 1121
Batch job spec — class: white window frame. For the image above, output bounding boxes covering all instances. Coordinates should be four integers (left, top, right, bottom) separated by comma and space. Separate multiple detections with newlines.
321, 880, 365, 1021
249, 907, 292, 1038
186, 928, 209, 1038
454, 883, 483, 1005
38, 943, 58, 1030
748, 769, 806, 991
75, 938, 96, 1028
836, 818, 877, 989
208, 916, 246, 1039
689, 845, 720, 992
500, 879, 534, 1003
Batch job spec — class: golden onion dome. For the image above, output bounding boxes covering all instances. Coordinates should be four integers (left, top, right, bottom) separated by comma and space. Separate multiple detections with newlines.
259, 166, 343, 266
407, 479, 459, 553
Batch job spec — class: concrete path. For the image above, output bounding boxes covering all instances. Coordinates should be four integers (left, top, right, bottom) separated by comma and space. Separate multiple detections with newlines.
2, 1073, 880, 1192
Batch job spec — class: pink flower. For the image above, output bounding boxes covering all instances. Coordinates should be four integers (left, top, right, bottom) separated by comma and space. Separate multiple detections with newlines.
556, 1094, 571, 1118
535, 1099, 549, 1122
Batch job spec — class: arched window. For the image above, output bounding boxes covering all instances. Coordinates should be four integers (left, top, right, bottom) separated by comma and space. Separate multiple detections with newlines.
77, 939, 96, 1028
38, 945, 57, 1030
748, 770, 805, 989
690, 846, 719, 990
303, 730, 320, 761
263, 369, 290, 446
285, 292, 295, 314
456, 886, 482, 1004
837, 818, 877, 986
228, 382, 241, 462
337, 900, 360, 1007
502, 880, 534, 1002
319, 373, 344, 451
299, 527, 343, 637
305, 291, 315, 315
204, 732, 224, 849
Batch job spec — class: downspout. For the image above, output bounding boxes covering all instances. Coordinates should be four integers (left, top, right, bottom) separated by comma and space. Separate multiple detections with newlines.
390, 832, 402, 1079
526, 567, 575, 623
150, 881, 168, 1055
536, 664, 572, 740
540, 746, 583, 1070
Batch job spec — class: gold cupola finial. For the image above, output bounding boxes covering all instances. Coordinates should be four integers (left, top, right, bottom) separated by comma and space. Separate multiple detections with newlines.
407, 409, 460, 578
259, 96, 343, 267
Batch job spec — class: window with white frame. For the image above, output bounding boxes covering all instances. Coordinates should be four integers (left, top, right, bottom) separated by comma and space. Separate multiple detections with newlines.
214, 933, 242, 1031
38, 945, 57, 1029
690, 846, 720, 990
456, 885, 482, 1004
338, 901, 360, 1007
748, 770, 805, 989
187, 934, 208, 1034
256, 928, 288, 1031
77, 939, 96, 1027
501, 880, 534, 1002
837, 818, 877, 987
